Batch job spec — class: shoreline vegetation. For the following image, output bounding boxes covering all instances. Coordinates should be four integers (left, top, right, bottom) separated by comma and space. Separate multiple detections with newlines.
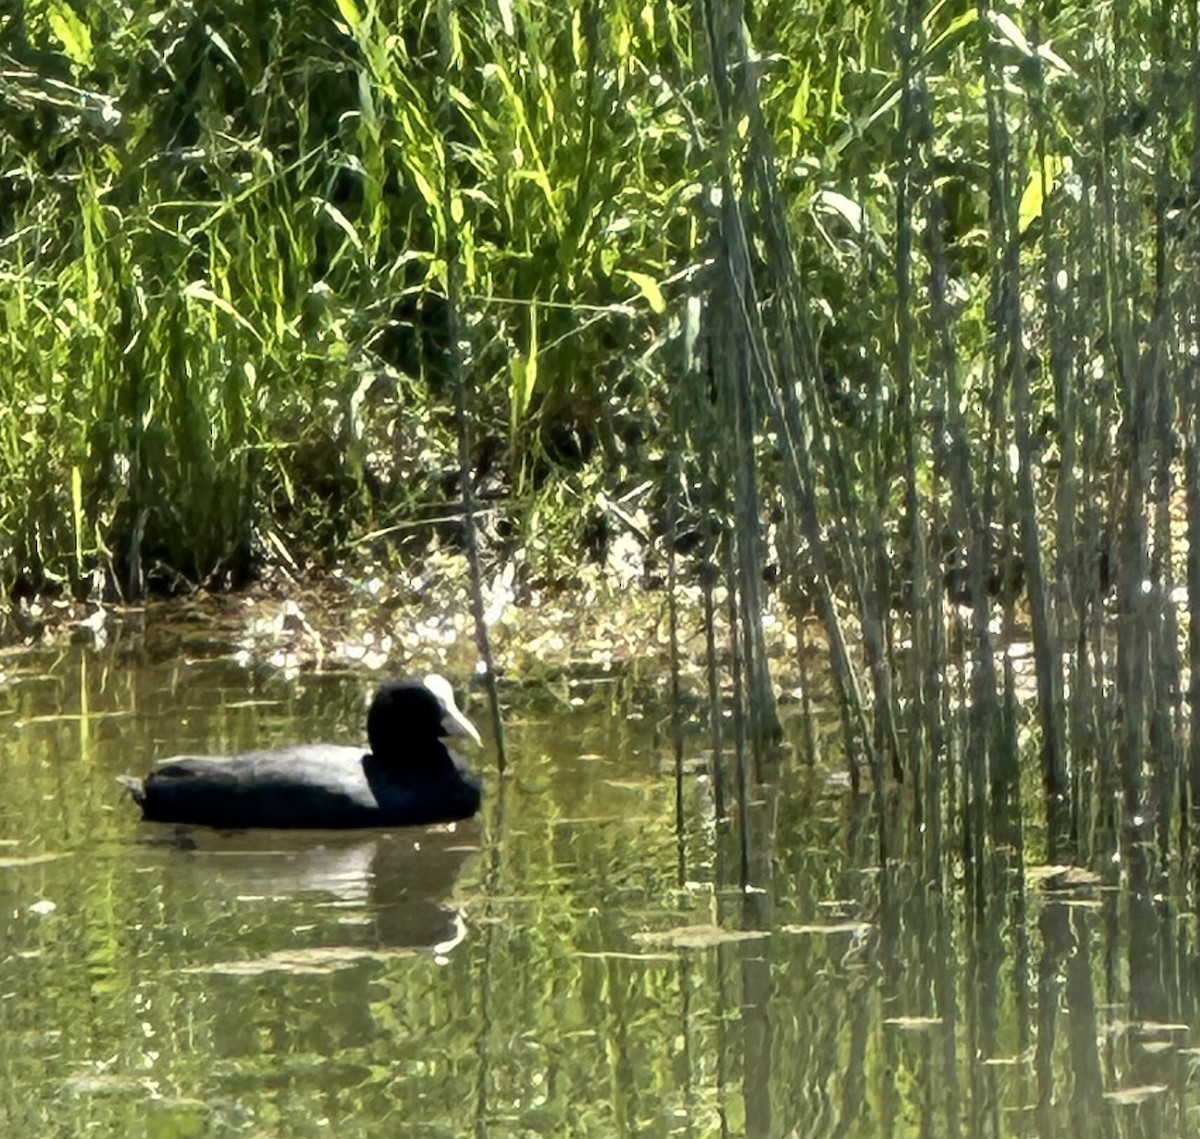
5, 2, 1200, 858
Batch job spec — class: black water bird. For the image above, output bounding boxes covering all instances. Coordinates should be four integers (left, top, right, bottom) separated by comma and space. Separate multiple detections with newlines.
118, 675, 483, 829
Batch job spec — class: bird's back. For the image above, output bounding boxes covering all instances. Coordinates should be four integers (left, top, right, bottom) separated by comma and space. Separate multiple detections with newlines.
125, 744, 480, 829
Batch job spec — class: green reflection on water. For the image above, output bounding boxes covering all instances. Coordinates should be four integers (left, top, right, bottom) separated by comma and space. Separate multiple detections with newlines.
0, 642, 1196, 1138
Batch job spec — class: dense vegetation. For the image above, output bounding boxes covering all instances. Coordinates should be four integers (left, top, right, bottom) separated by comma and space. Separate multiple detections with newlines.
4, 1, 1200, 854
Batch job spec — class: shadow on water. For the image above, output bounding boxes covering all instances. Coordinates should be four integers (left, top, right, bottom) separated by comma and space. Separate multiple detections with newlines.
1, 630, 1199, 1138
129, 824, 479, 953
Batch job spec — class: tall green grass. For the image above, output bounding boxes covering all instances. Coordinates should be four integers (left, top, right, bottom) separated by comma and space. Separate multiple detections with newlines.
5, 0, 1200, 860
1, 0, 693, 594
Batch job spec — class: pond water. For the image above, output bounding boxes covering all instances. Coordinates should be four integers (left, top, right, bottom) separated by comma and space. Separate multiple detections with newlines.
1, 628, 1197, 1139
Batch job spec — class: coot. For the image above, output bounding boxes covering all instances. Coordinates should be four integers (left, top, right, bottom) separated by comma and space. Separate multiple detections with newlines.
118, 675, 483, 829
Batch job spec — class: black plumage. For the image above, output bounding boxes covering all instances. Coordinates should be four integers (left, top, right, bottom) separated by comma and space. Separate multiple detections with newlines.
118, 675, 483, 829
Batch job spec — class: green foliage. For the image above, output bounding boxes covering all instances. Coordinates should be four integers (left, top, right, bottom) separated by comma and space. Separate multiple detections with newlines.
0, 0, 701, 595
0, 0, 1194, 622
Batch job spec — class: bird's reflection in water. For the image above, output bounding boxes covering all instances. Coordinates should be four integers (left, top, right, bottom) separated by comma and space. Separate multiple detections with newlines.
135, 823, 479, 952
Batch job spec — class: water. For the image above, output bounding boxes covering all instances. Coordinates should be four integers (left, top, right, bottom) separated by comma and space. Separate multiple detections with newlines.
1, 631, 1196, 1138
